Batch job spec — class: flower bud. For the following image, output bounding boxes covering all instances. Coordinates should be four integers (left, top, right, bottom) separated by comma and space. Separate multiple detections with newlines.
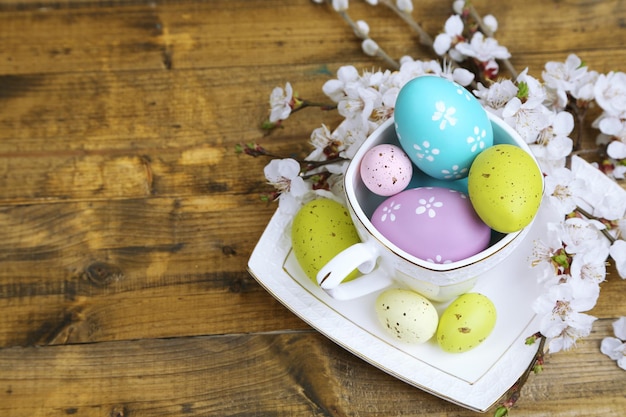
361, 39, 379, 56
355, 20, 370, 37
332, 0, 348, 11
396, 0, 413, 13
452, 0, 466, 14
483, 14, 498, 33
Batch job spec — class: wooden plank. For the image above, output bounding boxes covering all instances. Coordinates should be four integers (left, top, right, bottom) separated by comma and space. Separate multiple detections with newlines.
0, 198, 310, 347
0, 320, 624, 416
0, 0, 623, 76
0, 63, 335, 203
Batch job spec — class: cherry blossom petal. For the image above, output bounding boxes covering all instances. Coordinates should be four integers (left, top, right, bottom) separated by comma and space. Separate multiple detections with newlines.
609, 240, 626, 279
600, 337, 624, 361
613, 317, 626, 340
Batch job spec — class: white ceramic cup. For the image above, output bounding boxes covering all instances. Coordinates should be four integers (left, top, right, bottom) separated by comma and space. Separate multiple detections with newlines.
316, 113, 543, 302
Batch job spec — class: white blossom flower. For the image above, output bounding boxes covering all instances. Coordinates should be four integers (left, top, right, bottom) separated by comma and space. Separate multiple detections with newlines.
307, 124, 336, 162
334, 117, 372, 160
455, 32, 511, 62
533, 280, 598, 352
473, 79, 518, 116
544, 167, 586, 216
569, 245, 609, 284
264, 159, 310, 214
601, 317, 626, 370
322, 65, 360, 102
323, 66, 388, 125
338, 83, 382, 122
571, 68, 599, 102
542, 54, 588, 97
542, 54, 596, 111
394, 58, 442, 86
502, 97, 551, 143
433, 15, 464, 57
530, 111, 574, 173
593, 113, 626, 160
269, 82, 294, 123
530, 222, 569, 284
594, 71, 626, 118
561, 217, 608, 254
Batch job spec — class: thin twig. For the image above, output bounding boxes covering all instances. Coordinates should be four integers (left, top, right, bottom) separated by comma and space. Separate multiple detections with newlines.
379, 0, 433, 47
335, 8, 400, 69
496, 335, 546, 415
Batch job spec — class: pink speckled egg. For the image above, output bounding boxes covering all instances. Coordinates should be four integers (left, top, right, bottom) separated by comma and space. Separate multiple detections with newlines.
360, 144, 413, 196
371, 187, 491, 263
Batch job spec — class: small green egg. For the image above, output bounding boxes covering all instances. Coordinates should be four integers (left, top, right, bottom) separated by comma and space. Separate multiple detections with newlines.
436, 293, 496, 353
291, 198, 361, 283
468, 144, 543, 233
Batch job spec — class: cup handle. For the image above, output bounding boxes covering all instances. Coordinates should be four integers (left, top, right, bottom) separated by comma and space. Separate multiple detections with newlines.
316, 242, 393, 300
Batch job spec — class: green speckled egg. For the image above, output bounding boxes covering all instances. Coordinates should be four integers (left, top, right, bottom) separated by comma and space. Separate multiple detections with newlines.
468, 144, 543, 233
436, 293, 496, 353
375, 289, 439, 344
291, 198, 361, 283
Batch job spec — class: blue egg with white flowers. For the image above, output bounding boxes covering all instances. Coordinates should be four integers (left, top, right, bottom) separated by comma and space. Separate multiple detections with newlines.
394, 75, 493, 180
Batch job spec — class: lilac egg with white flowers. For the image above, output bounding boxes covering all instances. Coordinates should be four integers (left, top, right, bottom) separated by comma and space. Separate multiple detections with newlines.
371, 187, 491, 264
394, 76, 493, 180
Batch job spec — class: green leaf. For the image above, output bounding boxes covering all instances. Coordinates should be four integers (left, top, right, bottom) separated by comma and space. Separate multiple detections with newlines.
525, 335, 538, 345
494, 406, 509, 417
517, 81, 529, 100
552, 252, 570, 269
261, 120, 279, 130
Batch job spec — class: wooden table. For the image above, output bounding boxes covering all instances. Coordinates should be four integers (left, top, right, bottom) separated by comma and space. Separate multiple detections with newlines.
1, 0, 625, 415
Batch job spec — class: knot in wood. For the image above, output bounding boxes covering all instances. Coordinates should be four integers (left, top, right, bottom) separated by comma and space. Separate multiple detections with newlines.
109, 405, 127, 417
85, 262, 124, 287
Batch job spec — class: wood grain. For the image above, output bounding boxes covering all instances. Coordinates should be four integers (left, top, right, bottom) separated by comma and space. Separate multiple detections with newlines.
0, 0, 625, 415
0, 320, 624, 416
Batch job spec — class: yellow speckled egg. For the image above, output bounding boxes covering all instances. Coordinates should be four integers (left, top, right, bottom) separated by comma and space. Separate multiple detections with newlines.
291, 198, 361, 283
468, 144, 543, 233
436, 293, 496, 353
375, 289, 439, 344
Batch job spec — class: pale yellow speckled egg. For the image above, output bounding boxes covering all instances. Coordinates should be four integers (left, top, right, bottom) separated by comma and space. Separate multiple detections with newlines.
375, 289, 439, 344
468, 144, 543, 233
